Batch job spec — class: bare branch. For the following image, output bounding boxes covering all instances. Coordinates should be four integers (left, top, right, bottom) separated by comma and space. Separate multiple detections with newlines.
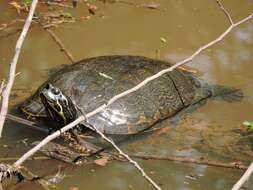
84, 123, 161, 190
6, 2, 253, 190
0, 0, 39, 137
6, 113, 48, 133
0, 81, 5, 102
125, 153, 248, 170
232, 162, 253, 190
13, 116, 86, 167
90, 16, 253, 115
13, 11, 253, 169
40, 1, 73, 8
45, 28, 75, 63
0, 19, 26, 32
215, 0, 234, 24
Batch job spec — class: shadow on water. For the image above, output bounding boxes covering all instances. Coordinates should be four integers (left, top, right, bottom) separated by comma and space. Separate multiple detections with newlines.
1, 0, 253, 189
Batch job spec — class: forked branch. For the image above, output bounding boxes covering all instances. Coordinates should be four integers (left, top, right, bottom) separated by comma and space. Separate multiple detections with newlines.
13, 4, 253, 186
0, 0, 252, 189
0, 0, 39, 137
216, 0, 234, 24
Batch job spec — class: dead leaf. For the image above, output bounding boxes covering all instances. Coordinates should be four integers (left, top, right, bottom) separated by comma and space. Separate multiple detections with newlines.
80, 15, 91, 21
94, 156, 109, 166
9, 1, 26, 14
87, 4, 98, 15
9, 1, 22, 14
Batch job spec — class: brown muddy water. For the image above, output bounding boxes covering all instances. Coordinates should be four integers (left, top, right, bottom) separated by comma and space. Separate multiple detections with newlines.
0, 0, 253, 190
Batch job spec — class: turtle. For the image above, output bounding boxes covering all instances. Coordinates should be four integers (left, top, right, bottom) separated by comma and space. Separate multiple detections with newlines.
20, 55, 242, 136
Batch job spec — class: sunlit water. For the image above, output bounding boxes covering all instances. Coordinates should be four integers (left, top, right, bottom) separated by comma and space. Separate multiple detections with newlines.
0, 1, 253, 189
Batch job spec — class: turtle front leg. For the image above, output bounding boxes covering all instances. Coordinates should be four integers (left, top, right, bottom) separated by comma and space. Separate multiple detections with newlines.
61, 125, 100, 155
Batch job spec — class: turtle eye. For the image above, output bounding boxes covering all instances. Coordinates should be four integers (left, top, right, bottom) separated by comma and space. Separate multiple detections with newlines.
52, 88, 60, 95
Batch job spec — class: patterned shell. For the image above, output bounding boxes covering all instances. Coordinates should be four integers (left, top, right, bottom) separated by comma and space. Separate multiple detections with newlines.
21, 55, 202, 134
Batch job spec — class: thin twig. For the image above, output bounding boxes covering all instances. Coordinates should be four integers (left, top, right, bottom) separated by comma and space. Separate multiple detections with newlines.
45, 28, 75, 63
40, 1, 73, 8
11, 11, 253, 188
215, 0, 234, 24
13, 116, 85, 167
0, 19, 26, 31
232, 162, 253, 190
125, 154, 248, 170
0, 156, 49, 162
216, 2, 253, 189
6, 113, 49, 133
83, 122, 161, 190
0, 81, 5, 102
13, 11, 253, 169
0, 0, 39, 137
21, 167, 51, 190
8, 2, 253, 190
85, 15, 253, 120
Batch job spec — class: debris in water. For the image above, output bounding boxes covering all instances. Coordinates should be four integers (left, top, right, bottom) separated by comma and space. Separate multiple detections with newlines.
142, 2, 161, 10
87, 4, 98, 15
9, 1, 27, 13
94, 156, 109, 166
99, 72, 113, 80
48, 166, 66, 184
80, 15, 91, 21
160, 37, 167, 43
185, 173, 198, 180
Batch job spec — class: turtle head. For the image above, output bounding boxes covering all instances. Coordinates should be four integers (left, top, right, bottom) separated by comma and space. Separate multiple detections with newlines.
40, 83, 77, 129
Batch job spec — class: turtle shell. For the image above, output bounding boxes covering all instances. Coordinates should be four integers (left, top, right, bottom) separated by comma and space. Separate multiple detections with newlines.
20, 55, 203, 134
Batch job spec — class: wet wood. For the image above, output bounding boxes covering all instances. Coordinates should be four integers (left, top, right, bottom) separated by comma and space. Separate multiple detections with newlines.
38, 140, 103, 164
45, 29, 75, 63
38, 142, 83, 164
40, 1, 73, 8
38, 140, 249, 170
126, 154, 249, 170
0, 156, 49, 162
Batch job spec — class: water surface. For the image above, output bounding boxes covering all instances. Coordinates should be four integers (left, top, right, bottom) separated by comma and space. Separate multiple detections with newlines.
0, 1, 253, 189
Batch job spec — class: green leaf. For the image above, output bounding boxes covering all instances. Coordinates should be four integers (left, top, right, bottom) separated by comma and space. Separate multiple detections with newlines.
61, 12, 73, 19
243, 121, 253, 130
22, 0, 32, 6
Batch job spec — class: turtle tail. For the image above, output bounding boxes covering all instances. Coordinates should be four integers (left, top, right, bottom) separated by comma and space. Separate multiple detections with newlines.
210, 85, 243, 102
